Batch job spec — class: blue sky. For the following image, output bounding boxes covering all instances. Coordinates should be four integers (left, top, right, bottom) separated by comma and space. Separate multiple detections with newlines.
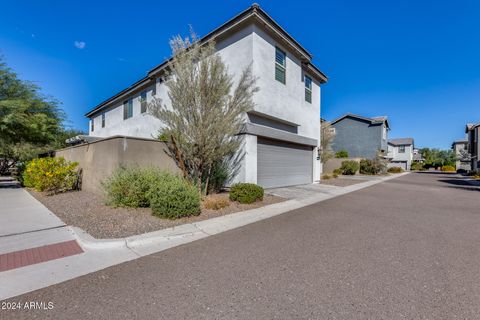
1, 0, 479, 149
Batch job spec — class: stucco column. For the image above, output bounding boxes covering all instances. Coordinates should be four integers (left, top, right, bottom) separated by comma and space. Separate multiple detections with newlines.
244, 134, 257, 184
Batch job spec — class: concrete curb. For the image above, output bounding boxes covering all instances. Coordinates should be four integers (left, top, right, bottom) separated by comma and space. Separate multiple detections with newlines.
72, 172, 410, 257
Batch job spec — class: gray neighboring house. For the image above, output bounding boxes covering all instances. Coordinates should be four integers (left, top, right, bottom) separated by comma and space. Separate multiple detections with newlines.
330, 114, 390, 159
466, 124, 479, 171
83, 4, 328, 189
451, 139, 470, 171
387, 138, 414, 170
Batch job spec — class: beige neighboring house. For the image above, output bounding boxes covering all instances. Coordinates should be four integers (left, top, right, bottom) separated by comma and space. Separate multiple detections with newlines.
387, 138, 414, 170
451, 139, 470, 171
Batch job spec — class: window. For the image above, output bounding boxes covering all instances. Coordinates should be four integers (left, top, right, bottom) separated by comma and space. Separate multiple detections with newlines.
90, 119, 94, 132
275, 47, 286, 84
329, 127, 336, 134
152, 81, 157, 96
305, 75, 312, 103
101, 113, 105, 128
140, 91, 147, 113
382, 126, 387, 140
399, 145, 406, 153
123, 99, 133, 120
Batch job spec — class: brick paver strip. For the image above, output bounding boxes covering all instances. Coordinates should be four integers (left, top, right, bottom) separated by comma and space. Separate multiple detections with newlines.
0, 240, 83, 272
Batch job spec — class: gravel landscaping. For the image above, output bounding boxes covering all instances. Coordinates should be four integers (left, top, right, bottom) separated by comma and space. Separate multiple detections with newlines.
319, 177, 365, 187
28, 189, 284, 239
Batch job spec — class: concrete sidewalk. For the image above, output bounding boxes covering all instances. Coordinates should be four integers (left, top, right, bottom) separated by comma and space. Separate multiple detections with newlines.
0, 188, 65, 237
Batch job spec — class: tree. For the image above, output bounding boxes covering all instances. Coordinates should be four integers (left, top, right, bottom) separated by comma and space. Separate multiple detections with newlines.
320, 120, 335, 164
419, 148, 456, 168
0, 57, 67, 174
148, 31, 258, 194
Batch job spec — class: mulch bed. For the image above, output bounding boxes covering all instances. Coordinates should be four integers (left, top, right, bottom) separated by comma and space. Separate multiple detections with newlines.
28, 189, 284, 239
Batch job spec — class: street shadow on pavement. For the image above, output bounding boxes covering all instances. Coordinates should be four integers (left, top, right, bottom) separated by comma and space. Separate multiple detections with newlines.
437, 178, 480, 192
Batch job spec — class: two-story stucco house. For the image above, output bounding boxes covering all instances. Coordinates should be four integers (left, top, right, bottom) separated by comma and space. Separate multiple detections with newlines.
330, 114, 390, 159
466, 124, 479, 171
83, 4, 327, 188
451, 139, 470, 171
387, 138, 414, 170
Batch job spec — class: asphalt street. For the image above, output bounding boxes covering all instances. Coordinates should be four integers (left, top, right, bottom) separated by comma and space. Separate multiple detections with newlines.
3, 172, 480, 319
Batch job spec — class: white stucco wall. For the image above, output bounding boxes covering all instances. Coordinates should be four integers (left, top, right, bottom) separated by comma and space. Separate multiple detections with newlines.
88, 21, 323, 184
388, 144, 413, 169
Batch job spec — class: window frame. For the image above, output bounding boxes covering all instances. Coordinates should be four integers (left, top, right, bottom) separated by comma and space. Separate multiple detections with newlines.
90, 119, 94, 132
123, 99, 133, 120
398, 145, 406, 153
275, 47, 286, 84
140, 91, 147, 113
304, 75, 312, 103
101, 113, 105, 128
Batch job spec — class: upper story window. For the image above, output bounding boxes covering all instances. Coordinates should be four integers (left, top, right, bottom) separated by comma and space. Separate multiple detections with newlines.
399, 145, 406, 153
305, 75, 312, 103
90, 119, 94, 132
275, 47, 286, 84
140, 91, 147, 113
152, 81, 157, 96
123, 99, 133, 120
101, 113, 105, 128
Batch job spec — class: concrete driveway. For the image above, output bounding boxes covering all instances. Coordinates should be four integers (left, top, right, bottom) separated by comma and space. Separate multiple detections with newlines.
4, 172, 480, 319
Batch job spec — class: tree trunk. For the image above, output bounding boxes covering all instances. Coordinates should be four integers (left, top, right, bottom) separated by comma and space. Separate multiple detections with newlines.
203, 164, 212, 196
170, 135, 187, 178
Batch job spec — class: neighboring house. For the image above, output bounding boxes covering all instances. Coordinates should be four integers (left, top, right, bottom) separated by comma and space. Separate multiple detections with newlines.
330, 114, 390, 159
466, 124, 479, 171
412, 148, 424, 163
387, 138, 414, 170
84, 4, 327, 188
451, 139, 471, 171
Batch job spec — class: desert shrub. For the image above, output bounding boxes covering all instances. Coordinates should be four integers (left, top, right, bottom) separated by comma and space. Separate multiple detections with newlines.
335, 150, 349, 158
410, 162, 425, 171
102, 167, 165, 207
333, 168, 342, 175
204, 160, 230, 194
387, 166, 404, 173
322, 174, 331, 180
441, 165, 455, 172
147, 173, 201, 219
340, 160, 359, 175
229, 183, 264, 204
23, 157, 79, 194
332, 173, 338, 178
203, 195, 230, 210
360, 158, 387, 175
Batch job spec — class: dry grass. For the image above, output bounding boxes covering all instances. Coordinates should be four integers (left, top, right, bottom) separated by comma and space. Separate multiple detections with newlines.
203, 194, 230, 210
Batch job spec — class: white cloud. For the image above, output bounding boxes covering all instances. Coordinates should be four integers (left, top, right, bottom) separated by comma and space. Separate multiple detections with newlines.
74, 41, 86, 49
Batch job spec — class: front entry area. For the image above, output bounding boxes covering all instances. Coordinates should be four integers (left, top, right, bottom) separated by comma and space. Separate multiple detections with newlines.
257, 137, 313, 188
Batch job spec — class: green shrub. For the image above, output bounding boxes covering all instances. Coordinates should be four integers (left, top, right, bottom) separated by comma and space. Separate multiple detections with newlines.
333, 168, 342, 175
387, 166, 404, 173
360, 158, 387, 175
102, 167, 165, 207
332, 173, 339, 178
410, 162, 425, 171
335, 150, 349, 158
322, 174, 331, 180
441, 165, 455, 172
229, 183, 264, 204
340, 160, 359, 175
23, 157, 79, 194
147, 173, 201, 219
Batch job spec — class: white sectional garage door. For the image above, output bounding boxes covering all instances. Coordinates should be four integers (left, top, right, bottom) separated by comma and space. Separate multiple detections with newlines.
257, 137, 313, 188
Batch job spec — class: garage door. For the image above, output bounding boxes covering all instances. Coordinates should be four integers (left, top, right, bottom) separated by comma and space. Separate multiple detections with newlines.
388, 161, 407, 170
257, 137, 313, 188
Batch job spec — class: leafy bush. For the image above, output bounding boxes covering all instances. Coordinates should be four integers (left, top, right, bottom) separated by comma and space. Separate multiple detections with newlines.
387, 166, 404, 173
229, 183, 264, 204
332, 173, 339, 178
333, 168, 342, 175
204, 160, 230, 194
147, 173, 201, 219
340, 160, 359, 175
322, 174, 331, 180
335, 150, 349, 158
23, 157, 79, 194
360, 158, 387, 175
441, 165, 455, 172
102, 167, 165, 207
203, 195, 230, 210
410, 162, 425, 171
